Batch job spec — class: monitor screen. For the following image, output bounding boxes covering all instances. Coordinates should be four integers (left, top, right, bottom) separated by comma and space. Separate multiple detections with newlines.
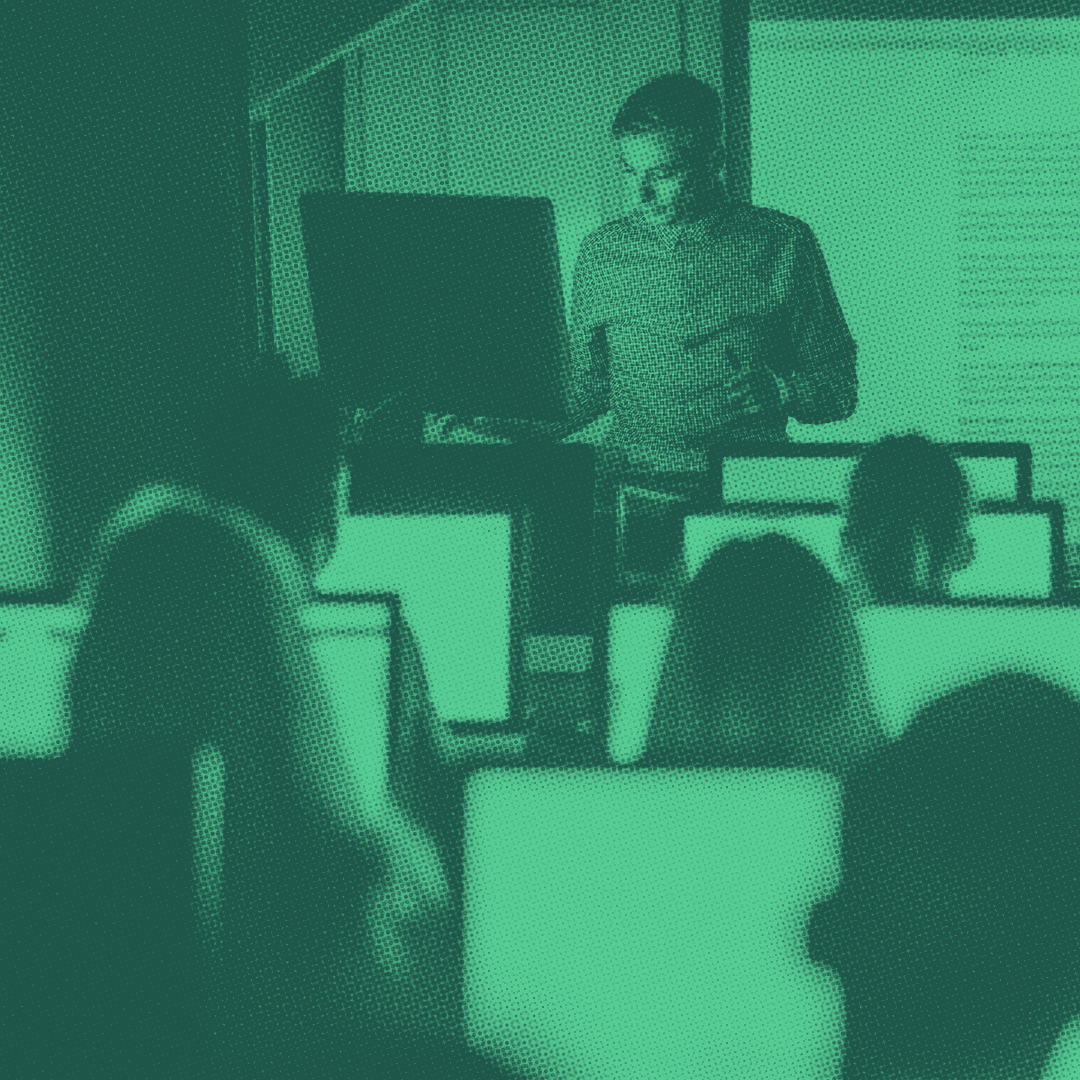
721, 456, 855, 504
958, 456, 1020, 503
684, 510, 843, 581
0, 604, 86, 758
683, 507, 1055, 599
719, 448, 1024, 503
464, 767, 842, 1080
301, 191, 570, 421
948, 510, 1052, 599
857, 605, 1080, 739
315, 515, 513, 724
606, 603, 675, 766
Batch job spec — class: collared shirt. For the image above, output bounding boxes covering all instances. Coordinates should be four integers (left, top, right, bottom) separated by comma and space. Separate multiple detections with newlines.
567, 200, 858, 471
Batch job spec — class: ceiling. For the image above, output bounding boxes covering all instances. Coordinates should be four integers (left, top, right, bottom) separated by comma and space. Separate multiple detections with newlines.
249, 0, 1079, 108
249, 0, 411, 105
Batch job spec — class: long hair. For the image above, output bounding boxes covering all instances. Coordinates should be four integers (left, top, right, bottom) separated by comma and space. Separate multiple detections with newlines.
61, 488, 383, 1075
810, 672, 1080, 1080
612, 72, 724, 171
644, 533, 867, 773
843, 433, 970, 603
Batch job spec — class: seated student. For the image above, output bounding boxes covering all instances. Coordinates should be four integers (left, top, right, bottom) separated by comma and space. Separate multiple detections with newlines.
0, 372, 513, 1078
640, 533, 886, 777
841, 433, 976, 604
808, 672, 1080, 1080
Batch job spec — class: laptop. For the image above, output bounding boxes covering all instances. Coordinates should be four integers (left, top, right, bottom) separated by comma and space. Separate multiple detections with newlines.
463, 767, 843, 1080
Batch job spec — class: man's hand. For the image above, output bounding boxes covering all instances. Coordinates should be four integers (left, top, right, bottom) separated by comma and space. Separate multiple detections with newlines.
724, 365, 790, 418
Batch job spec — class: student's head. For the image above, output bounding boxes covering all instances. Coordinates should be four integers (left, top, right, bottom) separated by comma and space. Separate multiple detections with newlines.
842, 433, 975, 603
612, 73, 725, 226
809, 672, 1080, 1080
195, 366, 346, 575
647, 533, 857, 770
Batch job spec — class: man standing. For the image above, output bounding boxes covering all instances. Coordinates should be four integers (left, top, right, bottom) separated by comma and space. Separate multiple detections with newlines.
466, 73, 855, 488
418, 72, 858, 590
540, 71, 855, 588
566, 71, 857, 474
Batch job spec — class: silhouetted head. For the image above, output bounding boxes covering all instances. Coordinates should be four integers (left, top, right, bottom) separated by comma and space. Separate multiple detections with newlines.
193, 364, 346, 575
645, 533, 859, 770
612, 72, 726, 226
68, 491, 314, 754
842, 433, 975, 603
809, 672, 1080, 1080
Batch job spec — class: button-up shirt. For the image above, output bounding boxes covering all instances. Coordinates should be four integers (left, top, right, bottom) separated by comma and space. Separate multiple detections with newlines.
567, 200, 858, 472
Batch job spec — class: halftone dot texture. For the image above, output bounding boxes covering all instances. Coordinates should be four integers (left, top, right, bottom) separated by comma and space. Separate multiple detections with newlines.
643, 534, 886, 781
0, 485, 505, 1075
464, 768, 844, 1080
752, 16, 1080, 545
4, 0, 255, 599
0, 383, 49, 592
857, 604, 1080, 740
809, 672, 1080, 1080
685, 504, 1058, 601
7, 0, 1080, 1076
318, 514, 513, 722
566, 204, 857, 472
718, 452, 1023, 503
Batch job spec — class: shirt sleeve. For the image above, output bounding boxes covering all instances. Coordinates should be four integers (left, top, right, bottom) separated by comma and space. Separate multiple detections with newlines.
785, 224, 858, 425
564, 232, 610, 433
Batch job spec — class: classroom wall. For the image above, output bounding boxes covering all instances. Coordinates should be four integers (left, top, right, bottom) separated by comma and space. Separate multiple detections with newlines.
751, 19, 1080, 542
2, 0, 255, 596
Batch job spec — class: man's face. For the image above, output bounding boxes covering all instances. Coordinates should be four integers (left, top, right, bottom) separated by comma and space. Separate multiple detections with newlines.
616, 131, 720, 226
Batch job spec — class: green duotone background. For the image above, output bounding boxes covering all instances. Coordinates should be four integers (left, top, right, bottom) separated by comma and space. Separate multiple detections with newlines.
3, 1, 1080, 1078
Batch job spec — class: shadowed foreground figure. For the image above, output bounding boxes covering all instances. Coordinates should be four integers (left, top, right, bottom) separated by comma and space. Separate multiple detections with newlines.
842, 433, 976, 605
809, 672, 1080, 1080
0, 373, 515, 1078
641, 533, 885, 776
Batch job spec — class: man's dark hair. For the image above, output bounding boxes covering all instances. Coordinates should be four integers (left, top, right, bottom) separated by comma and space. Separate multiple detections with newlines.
193, 362, 345, 559
611, 72, 724, 170
843, 432, 971, 602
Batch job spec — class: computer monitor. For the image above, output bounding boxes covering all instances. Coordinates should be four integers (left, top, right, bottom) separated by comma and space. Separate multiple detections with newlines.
857, 604, 1080, 739
316, 514, 517, 728
683, 500, 1063, 600
328, 443, 597, 728
301, 191, 570, 421
463, 767, 842, 1080
606, 603, 675, 765
683, 506, 843, 581
712, 443, 1032, 505
948, 501, 1064, 600
0, 596, 407, 771
0, 604, 87, 758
